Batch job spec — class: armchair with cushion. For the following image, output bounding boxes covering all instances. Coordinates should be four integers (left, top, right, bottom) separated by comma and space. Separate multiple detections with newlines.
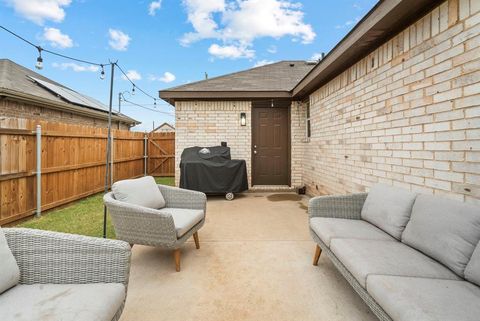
104, 176, 207, 272
0, 227, 131, 321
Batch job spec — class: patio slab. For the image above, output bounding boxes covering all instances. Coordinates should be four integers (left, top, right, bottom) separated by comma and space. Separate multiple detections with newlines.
120, 193, 376, 321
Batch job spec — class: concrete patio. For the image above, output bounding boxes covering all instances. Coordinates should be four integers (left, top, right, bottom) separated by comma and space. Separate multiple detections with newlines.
120, 192, 376, 321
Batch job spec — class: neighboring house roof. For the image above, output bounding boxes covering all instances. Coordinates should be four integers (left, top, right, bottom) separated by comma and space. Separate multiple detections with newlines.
0, 59, 139, 126
159, 61, 316, 104
159, 0, 441, 104
154, 122, 175, 131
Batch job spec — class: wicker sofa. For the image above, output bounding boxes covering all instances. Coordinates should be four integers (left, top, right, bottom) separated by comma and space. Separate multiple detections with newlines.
0, 227, 131, 321
309, 184, 480, 321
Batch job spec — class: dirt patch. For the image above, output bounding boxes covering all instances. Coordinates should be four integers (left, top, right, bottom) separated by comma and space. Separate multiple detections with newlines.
267, 194, 302, 202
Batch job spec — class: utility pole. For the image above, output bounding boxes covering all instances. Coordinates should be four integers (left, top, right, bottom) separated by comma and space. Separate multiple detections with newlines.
118, 92, 122, 113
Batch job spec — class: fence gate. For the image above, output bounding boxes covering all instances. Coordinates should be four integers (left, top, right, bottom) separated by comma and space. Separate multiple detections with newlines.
147, 131, 175, 177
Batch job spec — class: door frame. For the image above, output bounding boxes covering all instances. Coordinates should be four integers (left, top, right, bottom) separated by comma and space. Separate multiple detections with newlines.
251, 100, 291, 186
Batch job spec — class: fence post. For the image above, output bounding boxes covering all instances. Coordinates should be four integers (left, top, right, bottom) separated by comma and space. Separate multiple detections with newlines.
36, 125, 41, 217
144, 132, 147, 176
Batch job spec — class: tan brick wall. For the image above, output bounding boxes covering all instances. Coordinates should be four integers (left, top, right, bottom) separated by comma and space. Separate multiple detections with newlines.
0, 98, 130, 130
303, 0, 480, 203
175, 101, 252, 186
175, 100, 304, 188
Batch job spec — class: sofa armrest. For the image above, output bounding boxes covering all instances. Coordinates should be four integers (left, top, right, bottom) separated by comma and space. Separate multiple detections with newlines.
4, 228, 131, 286
157, 184, 207, 211
104, 193, 178, 246
308, 193, 368, 220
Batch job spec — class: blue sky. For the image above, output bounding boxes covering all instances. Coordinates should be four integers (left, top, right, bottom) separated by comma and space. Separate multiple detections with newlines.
0, 0, 377, 131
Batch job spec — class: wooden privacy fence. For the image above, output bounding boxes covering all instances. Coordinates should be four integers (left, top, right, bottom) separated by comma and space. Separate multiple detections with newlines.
0, 118, 175, 225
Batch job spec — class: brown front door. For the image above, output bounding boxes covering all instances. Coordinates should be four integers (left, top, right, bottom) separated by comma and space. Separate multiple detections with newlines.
252, 103, 290, 186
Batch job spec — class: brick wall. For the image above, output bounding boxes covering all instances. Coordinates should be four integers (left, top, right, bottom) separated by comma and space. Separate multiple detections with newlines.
0, 98, 130, 130
174, 101, 252, 186
174, 100, 304, 187
303, 0, 480, 203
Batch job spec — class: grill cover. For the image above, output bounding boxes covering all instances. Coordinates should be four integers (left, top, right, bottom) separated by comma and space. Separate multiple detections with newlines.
179, 146, 248, 194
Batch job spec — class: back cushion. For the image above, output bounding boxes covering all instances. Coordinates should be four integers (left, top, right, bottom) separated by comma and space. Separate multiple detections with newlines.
465, 241, 480, 286
112, 176, 166, 209
361, 184, 417, 239
402, 195, 480, 276
0, 227, 20, 293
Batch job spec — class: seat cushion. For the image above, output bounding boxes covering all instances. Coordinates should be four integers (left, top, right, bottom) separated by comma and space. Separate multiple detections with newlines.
0, 283, 125, 321
361, 184, 417, 239
367, 275, 480, 321
330, 239, 459, 288
310, 217, 395, 247
0, 228, 20, 294
465, 241, 480, 287
402, 194, 480, 276
159, 208, 204, 238
112, 176, 165, 209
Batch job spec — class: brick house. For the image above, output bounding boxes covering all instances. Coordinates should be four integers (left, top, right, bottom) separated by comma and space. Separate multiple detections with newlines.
0, 59, 138, 130
160, 0, 480, 203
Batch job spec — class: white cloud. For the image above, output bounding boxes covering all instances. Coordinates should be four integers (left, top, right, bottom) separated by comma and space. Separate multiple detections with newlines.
121, 70, 142, 81
253, 59, 275, 67
208, 43, 255, 59
43, 27, 73, 48
180, 0, 315, 59
148, 1, 162, 16
149, 72, 176, 83
6, 0, 71, 25
52, 62, 99, 72
267, 45, 277, 54
108, 29, 131, 51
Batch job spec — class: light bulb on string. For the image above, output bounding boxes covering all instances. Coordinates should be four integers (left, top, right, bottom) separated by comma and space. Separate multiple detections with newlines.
132, 84, 135, 95
154, 99, 157, 107
35, 46, 43, 70
100, 65, 105, 80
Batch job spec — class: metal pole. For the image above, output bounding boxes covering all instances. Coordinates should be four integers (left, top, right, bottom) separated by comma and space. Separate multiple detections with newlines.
144, 132, 147, 176
110, 134, 114, 187
118, 92, 121, 113
103, 62, 115, 238
36, 125, 41, 217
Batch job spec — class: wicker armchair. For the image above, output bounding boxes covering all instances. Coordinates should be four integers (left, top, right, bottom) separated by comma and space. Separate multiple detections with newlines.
2, 228, 131, 321
104, 184, 207, 272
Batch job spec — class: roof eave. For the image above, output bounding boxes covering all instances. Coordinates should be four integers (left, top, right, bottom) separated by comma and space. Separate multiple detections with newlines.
159, 90, 293, 105
0, 88, 140, 125
293, 0, 444, 99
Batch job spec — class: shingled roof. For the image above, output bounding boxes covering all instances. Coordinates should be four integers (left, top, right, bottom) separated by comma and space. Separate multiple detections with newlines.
0, 59, 139, 125
159, 61, 316, 104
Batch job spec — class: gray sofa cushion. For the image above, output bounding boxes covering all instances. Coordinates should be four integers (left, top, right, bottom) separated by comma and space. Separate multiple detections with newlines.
330, 239, 459, 288
0, 283, 125, 321
159, 208, 204, 238
402, 194, 480, 276
361, 184, 417, 239
465, 241, 480, 287
112, 176, 165, 209
0, 228, 20, 294
367, 275, 480, 321
310, 217, 395, 247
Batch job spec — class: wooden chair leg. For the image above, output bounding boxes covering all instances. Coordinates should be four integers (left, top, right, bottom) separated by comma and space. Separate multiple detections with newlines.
193, 232, 200, 249
313, 244, 322, 266
173, 249, 181, 272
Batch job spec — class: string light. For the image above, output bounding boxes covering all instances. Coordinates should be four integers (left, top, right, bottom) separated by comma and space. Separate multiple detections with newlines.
1, 24, 174, 111
35, 46, 43, 70
121, 97, 174, 116
100, 64, 105, 80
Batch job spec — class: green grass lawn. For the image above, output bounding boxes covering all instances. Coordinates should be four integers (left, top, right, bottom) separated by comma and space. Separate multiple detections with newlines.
17, 177, 175, 238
